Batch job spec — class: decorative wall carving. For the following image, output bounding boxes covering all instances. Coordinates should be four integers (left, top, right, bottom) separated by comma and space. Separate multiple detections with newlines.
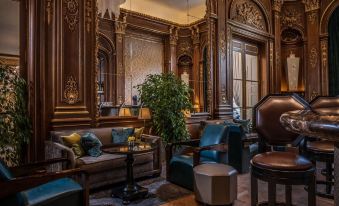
219, 30, 226, 60
64, 76, 80, 104
46, 0, 53, 25
281, 8, 303, 28
302, 0, 320, 12
191, 26, 200, 45
309, 47, 318, 68
230, 0, 266, 31
178, 41, 192, 57
273, 0, 284, 12
281, 28, 303, 42
307, 11, 317, 24
321, 41, 327, 70
64, 0, 79, 31
124, 35, 163, 104
85, 0, 92, 32
170, 26, 179, 45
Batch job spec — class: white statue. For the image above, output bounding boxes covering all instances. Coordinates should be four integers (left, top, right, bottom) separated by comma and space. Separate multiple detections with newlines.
286, 52, 300, 91
181, 71, 190, 86
98, 0, 126, 19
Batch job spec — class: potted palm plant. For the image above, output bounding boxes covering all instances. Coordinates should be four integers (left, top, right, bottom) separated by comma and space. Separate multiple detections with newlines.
0, 64, 31, 166
136, 73, 192, 145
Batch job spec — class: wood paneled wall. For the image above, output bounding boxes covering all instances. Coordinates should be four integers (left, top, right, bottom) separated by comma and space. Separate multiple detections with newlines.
22, 0, 338, 161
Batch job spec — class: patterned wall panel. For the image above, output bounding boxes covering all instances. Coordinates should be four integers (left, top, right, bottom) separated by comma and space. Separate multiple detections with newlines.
124, 33, 164, 104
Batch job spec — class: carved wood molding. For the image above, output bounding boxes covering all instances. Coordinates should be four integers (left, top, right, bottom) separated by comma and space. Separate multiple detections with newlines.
177, 41, 192, 58
170, 26, 179, 45
0, 55, 19, 67
219, 30, 226, 60
46, 0, 53, 25
115, 14, 127, 34
64, 76, 80, 104
273, 0, 284, 12
85, 0, 92, 32
191, 26, 200, 45
230, 0, 266, 31
307, 11, 318, 24
281, 8, 303, 29
302, 0, 320, 12
64, 0, 79, 31
309, 47, 318, 68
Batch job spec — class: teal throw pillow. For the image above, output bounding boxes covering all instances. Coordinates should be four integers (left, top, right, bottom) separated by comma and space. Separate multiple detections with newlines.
81, 133, 102, 157
112, 128, 134, 143
233, 119, 251, 133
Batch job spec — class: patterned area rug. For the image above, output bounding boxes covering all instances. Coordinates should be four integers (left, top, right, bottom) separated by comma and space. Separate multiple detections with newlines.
90, 177, 192, 206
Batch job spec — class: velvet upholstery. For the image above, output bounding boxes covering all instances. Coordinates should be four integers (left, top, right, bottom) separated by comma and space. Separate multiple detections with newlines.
168, 124, 229, 190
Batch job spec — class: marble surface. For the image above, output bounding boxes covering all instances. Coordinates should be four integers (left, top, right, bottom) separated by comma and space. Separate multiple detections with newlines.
280, 107, 339, 140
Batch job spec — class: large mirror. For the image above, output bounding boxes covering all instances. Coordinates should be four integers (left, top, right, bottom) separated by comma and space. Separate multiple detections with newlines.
97, 0, 208, 117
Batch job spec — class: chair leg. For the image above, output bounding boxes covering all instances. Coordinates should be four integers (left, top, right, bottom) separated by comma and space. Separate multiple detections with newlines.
268, 182, 276, 206
308, 174, 316, 206
286, 185, 292, 206
251, 174, 258, 206
326, 161, 333, 194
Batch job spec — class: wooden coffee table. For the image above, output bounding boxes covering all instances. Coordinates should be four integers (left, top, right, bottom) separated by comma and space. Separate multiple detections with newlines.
102, 142, 157, 205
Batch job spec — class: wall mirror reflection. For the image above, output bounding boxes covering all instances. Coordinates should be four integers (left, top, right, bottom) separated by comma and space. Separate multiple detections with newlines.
97, 0, 209, 117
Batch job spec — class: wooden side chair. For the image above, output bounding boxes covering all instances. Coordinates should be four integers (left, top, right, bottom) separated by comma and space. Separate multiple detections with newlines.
0, 158, 89, 206
251, 94, 316, 206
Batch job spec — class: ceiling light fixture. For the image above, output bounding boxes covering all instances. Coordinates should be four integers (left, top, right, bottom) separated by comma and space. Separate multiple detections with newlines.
98, 0, 126, 19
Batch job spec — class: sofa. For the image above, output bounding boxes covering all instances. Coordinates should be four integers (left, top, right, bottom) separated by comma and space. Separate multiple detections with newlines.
46, 127, 162, 189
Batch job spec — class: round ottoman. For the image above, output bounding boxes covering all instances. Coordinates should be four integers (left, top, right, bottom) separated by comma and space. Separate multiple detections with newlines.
193, 163, 237, 205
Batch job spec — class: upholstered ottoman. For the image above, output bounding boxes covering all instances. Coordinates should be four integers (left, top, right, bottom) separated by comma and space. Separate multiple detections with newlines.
194, 163, 237, 205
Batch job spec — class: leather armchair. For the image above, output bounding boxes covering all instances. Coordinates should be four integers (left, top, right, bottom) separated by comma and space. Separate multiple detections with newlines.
166, 124, 229, 190
0, 158, 88, 206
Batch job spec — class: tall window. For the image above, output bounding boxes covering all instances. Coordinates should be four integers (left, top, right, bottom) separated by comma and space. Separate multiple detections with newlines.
232, 40, 259, 120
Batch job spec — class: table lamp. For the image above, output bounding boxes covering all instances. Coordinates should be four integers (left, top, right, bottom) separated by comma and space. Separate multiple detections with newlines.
118, 103, 132, 117
138, 107, 151, 128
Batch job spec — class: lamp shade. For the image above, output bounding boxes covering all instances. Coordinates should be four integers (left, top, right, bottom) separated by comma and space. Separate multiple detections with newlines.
138, 108, 151, 120
118, 107, 132, 117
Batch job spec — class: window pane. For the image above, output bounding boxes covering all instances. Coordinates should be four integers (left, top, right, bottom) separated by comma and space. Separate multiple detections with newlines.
233, 51, 242, 79
246, 54, 258, 81
246, 81, 259, 107
233, 79, 243, 107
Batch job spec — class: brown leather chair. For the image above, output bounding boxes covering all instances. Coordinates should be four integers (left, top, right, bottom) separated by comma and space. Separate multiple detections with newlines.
251, 94, 316, 206
301, 96, 339, 199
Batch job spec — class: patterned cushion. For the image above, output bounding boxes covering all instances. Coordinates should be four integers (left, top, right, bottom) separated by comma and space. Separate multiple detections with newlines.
81, 133, 102, 157
112, 128, 134, 143
71, 143, 86, 158
134, 127, 144, 140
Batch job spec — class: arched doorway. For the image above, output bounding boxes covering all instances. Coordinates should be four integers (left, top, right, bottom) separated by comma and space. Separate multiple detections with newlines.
328, 7, 339, 96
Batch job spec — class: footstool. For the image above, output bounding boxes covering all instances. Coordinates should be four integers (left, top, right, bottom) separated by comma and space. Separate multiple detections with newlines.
193, 163, 237, 205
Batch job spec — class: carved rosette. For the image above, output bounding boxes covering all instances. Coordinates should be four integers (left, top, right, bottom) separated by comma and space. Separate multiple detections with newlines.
230, 0, 266, 31
64, 0, 79, 31
302, 0, 320, 12
309, 47, 318, 68
219, 30, 226, 60
64, 76, 80, 104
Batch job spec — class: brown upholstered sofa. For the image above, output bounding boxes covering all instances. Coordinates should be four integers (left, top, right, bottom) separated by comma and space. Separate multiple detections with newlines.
46, 127, 162, 189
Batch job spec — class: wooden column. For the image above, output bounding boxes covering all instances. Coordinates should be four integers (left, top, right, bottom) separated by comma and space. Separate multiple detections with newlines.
114, 15, 127, 104
272, 0, 283, 93
169, 26, 178, 75
320, 36, 329, 95
304, 0, 321, 100
191, 26, 201, 111
214, 0, 232, 119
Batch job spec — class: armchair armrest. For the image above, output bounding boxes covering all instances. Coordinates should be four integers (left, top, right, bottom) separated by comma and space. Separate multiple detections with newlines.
10, 158, 70, 177
192, 143, 228, 167
141, 134, 162, 173
45, 141, 76, 168
0, 168, 88, 199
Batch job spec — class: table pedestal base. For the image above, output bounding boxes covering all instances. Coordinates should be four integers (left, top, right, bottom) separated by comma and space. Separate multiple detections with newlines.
112, 184, 148, 205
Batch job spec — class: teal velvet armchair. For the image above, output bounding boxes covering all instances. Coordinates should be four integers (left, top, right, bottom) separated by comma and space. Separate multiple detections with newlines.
0, 158, 88, 206
166, 124, 229, 190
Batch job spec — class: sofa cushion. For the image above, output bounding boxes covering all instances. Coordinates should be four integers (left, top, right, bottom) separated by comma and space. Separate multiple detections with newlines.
89, 127, 116, 145
112, 128, 134, 143
76, 152, 153, 174
81, 133, 102, 157
134, 127, 144, 140
61, 133, 81, 146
